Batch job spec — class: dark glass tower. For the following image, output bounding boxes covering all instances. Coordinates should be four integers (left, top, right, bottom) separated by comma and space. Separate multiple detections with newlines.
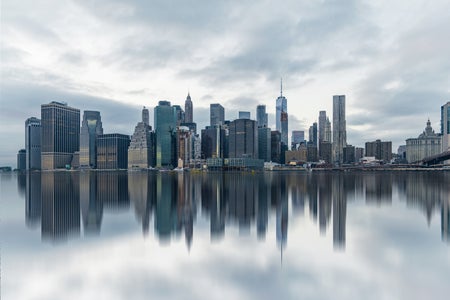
256, 105, 268, 128
184, 93, 193, 123
155, 101, 177, 168
210, 103, 225, 126
228, 119, 258, 158
332, 95, 346, 165
41, 101, 80, 170
80, 111, 103, 168
25, 117, 41, 170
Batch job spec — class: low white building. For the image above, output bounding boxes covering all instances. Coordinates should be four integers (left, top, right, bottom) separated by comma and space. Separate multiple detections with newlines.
406, 119, 442, 163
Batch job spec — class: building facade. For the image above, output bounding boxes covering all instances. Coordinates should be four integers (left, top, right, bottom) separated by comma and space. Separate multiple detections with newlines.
17, 149, 26, 170
291, 130, 305, 150
238, 111, 251, 119
332, 95, 347, 165
128, 107, 155, 169
210, 103, 225, 126
365, 140, 392, 162
25, 117, 41, 170
276, 80, 288, 147
228, 119, 258, 158
155, 101, 177, 168
406, 119, 442, 163
256, 105, 268, 128
442, 101, 450, 152
309, 122, 318, 147
79, 111, 103, 168
258, 127, 271, 162
201, 126, 226, 159
97, 134, 130, 169
271, 131, 282, 163
41, 102, 80, 170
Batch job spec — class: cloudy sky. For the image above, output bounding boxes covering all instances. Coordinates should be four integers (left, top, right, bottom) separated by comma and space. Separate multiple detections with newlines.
1, 0, 450, 166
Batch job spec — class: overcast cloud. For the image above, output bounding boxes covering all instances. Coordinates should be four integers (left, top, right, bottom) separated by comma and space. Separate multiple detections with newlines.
1, 0, 450, 166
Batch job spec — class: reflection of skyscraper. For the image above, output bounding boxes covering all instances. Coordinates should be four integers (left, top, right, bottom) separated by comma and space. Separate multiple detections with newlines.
332, 174, 346, 250
318, 173, 332, 234
155, 173, 177, 243
97, 172, 129, 211
257, 174, 269, 240
227, 173, 257, 233
80, 172, 102, 235
129, 171, 156, 235
201, 172, 225, 241
26, 172, 41, 228
80, 111, 103, 168
365, 173, 393, 205
41, 172, 80, 241
41, 101, 80, 170
332, 95, 346, 165
25, 117, 41, 170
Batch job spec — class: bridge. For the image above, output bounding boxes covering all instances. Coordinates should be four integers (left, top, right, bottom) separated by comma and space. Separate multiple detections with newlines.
421, 150, 450, 166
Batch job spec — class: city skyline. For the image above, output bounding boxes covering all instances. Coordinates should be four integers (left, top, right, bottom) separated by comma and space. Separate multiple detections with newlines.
1, 0, 450, 166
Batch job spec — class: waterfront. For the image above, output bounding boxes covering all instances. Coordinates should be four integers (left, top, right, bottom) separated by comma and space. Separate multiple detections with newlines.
1, 171, 449, 299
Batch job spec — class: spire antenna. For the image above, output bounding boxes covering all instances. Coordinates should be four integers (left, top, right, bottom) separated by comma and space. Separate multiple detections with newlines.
280, 77, 283, 97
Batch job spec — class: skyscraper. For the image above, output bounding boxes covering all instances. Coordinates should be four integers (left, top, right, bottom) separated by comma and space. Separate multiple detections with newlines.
325, 117, 332, 142
276, 79, 288, 146
318, 111, 327, 145
239, 111, 251, 119
309, 122, 318, 147
80, 111, 103, 168
41, 101, 80, 170
155, 101, 177, 167
256, 105, 268, 128
210, 103, 225, 126
25, 117, 41, 170
201, 126, 225, 159
128, 107, 155, 169
291, 130, 304, 150
332, 95, 346, 165
96, 134, 130, 169
442, 101, 450, 152
228, 119, 258, 158
17, 149, 26, 170
258, 127, 271, 162
184, 93, 193, 123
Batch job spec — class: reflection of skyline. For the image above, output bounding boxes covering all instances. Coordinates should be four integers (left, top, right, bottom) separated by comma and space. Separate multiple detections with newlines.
22, 171, 450, 248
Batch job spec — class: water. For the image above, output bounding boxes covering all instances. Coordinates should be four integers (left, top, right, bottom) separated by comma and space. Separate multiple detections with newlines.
1, 171, 449, 300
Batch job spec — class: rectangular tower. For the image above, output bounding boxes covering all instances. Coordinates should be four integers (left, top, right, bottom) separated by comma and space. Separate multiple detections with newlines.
210, 103, 225, 127
41, 102, 80, 170
25, 117, 41, 170
155, 101, 177, 167
332, 95, 346, 165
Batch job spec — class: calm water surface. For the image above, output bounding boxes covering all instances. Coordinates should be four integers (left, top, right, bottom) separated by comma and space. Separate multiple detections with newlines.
1, 171, 449, 300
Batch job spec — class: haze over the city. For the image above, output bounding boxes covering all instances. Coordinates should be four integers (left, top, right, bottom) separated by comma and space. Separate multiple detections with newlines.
1, 0, 450, 166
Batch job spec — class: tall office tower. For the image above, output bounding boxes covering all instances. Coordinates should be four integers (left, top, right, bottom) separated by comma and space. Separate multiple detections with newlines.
258, 127, 271, 162
442, 101, 450, 151
41, 101, 80, 170
291, 130, 305, 150
309, 122, 318, 147
17, 149, 26, 170
184, 93, 193, 123
324, 117, 332, 142
239, 111, 251, 119
228, 119, 258, 158
80, 111, 103, 169
155, 101, 177, 167
318, 111, 327, 145
201, 126, 225, 159
332, 95, 347, 165
128, 107, 155, 169
281, 111, 288, 146
176, 126, 193, 167
96, 134, 130, 169
276, 79, 287, 132
271, 130, 282, 163
256, 105, 268, 128
25, 117, 41, 170
210, 103, 225, 126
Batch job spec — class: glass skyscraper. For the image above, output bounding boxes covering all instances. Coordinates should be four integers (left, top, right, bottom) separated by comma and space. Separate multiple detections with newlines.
155, 101, 177, 167
256, 105, 268, 128
25, 117, 41, 170
80, 111, 103, 168
276, 80, 288, 146
228, 119, 258, 158
41, 101, 80, 170
210, 103, 225, 126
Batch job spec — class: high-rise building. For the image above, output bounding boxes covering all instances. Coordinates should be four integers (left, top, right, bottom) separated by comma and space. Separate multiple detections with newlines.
258, 127, 271, 162
142, 106, 149, 125
406, 119, 442, 163
228, 119, 258, 158
128, 107, 155, 169
318, 111, 327, 145
176, 126, 193, 167
239, 111, 251, 119
201, 126, 225, 159
25, 117, 41, 170
17, 149, 26, 170
291, 130, 304, 150
256, 105, 268, 128
184, 93, 193, 123
41, 101, 80, 170
343, 145, 355, 164
80, 111, 103, 168
324, 117, 332, 142
276, 80, 287, 131
96, 134, 130, 169
281, 111, 288, 147
319, 141, 332, 163
355, 147, 364, 162
210, 103, 225, 126
155, 101, 177, 167
309, 122, 318, 147
366, 140, 392, 162
442, 101, 450, 151
173, 105, 185, 126
271, 131, 282, 163
332, 95, 346, 165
